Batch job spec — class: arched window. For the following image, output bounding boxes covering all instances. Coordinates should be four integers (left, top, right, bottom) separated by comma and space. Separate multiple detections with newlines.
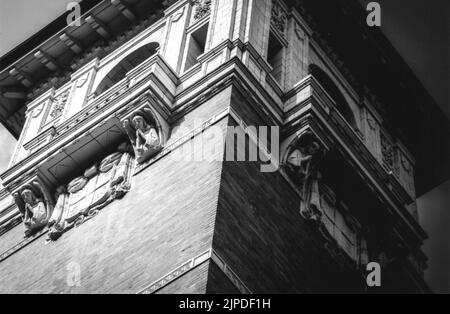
309, 64, 357, 128
95, 42, 160, 96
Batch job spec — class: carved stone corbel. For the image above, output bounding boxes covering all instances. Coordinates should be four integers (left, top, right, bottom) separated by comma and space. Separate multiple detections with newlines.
122, 107, 165, 164
284, 131, 326, 221
13, 178, 54, 237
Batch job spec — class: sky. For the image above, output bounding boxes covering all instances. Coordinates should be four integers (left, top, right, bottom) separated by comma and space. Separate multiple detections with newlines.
0, 0, 80, 175
0, 0, 448, 292
358, 0, 449, 119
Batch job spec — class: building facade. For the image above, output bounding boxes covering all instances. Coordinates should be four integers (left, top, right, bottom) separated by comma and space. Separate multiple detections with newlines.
0, 0, 447, 293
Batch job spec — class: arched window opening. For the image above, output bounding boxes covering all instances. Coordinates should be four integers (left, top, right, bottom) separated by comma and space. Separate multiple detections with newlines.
309, 64, 357, 128
95, 42, 160, 96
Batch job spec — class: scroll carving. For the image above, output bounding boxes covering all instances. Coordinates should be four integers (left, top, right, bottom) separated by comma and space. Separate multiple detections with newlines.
123, 108, 164, 164
14, 180, 54, 237
46, 143, 134, 241
285, 131, 325, 221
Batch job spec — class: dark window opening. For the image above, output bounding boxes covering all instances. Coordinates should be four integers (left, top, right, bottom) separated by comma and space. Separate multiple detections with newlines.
95, 42, 160, 96
267, 31, 284, 85
309, 64, 357, 128
184, 23, 209, 71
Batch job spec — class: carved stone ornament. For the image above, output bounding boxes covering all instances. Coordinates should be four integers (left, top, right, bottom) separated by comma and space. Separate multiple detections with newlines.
285, 131, 326, 221
76, 73, 89, 88
400, 154, 412, 175
295, 25, 305, 41
46, 143, 134, 241
31, 104, 44, 118
192, 0, 211, 21
271, 0, 287, 35
48, 90, 70, 122
172, 7, 185, 22
380, 133, 395, 170
123, 108, 164, 164
367, 116, 377, 131
14, 180, 54, 238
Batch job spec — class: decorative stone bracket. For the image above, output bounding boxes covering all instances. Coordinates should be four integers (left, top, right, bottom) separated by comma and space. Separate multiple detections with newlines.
122, 104, 169, 165
283, 130, 326, 221
13, 178, 55, 238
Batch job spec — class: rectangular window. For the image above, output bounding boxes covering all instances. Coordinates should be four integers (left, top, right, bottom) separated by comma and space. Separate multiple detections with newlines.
267, 31, 284, 85
184, 23, 209, 71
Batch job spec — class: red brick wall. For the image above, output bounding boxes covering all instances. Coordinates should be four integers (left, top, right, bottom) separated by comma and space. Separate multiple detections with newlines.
212, 158, 365, 293
206, 261, 241, 294
0, 90, 231, 293
156, 261, 210, 294
209, 89, 365, 293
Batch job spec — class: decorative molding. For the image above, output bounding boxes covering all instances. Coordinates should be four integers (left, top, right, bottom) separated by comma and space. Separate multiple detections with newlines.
210, 250, 252, 294
1, 55, 175, 188
76, 73, 90, 88
172, 7, 185, 22
295, 24, 305, 41
31, 104, 44, 118
138, 250, 211, 294
0, 229, 48, 263
137, 249, 252, 294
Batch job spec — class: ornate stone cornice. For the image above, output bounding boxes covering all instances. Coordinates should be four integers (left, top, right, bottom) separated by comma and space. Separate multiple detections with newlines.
1, 55, 175, 187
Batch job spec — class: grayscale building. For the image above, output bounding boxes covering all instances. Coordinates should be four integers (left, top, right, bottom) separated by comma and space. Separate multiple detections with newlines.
0, 0, 448, 293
